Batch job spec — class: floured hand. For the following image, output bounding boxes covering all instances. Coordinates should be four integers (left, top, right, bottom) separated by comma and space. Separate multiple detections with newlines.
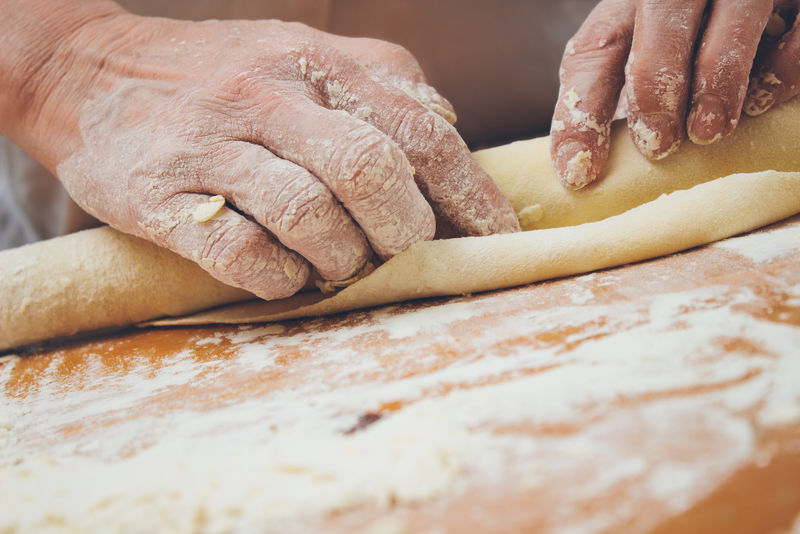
550, 0, 797, 189
1, 1, 519, 300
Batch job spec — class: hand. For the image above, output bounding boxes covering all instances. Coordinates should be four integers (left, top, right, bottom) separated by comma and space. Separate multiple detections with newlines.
550, 0, 797, 189
2, 3, 519, 301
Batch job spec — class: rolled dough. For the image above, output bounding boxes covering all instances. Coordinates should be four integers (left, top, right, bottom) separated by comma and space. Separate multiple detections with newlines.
2, 100, 800, 350
152, 170, 800, 326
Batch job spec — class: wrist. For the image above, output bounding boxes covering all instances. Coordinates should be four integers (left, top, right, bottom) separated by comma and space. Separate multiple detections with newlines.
0, 0, 138, 170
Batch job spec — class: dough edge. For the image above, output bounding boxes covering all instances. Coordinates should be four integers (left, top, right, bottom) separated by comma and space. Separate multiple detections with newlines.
149, 170, 800, 327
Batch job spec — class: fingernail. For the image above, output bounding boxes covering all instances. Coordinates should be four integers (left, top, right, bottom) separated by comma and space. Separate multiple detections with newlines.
687, 94, 728, 145
428, 102, 457, 124
744, 75, 781, 117
555, 140, 595, 189
416, 84, 457, 124
629, 113, 680, 160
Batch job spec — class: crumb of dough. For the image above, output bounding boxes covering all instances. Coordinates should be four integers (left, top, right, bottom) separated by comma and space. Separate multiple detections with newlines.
762, 72, 782, 86
766, 12, 787, 37
517, 204, 544, 230
193, 196, 226, 223
297, 56, 308, 78
564, 88, 581, 109
631, 119, 662, 156
565, 150, 593, 188
744, 86, 777, 116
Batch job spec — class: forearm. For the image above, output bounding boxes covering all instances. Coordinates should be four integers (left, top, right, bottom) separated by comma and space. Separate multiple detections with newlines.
0, 0, 130, 169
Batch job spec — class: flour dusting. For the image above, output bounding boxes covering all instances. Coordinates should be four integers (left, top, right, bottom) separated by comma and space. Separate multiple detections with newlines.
713, 223, 800, 263
1, 220, 799, 533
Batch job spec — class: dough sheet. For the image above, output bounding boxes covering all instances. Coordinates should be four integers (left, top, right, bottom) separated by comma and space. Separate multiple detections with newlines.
151, 170, 800, 326
2, 100, 800, 350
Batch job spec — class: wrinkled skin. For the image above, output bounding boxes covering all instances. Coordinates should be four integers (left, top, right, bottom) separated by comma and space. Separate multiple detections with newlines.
551, 0, 800, 189
1, 5, 519, 300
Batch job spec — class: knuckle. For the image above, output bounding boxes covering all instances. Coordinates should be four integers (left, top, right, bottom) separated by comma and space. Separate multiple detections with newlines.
379, 41, 422, 72
215, 64, 267, 103
627, 64, 687, 113
392, 104, 452, 153
200, 223, 307, 297
569, 23, 632, 59
695, 46, 752, 92
201, 225, 268, 277
275, 182, 336, 238
333, 130, 410, 200
212, 69, 291, 122
138, 192, 191, 242
274, 180, 370, 280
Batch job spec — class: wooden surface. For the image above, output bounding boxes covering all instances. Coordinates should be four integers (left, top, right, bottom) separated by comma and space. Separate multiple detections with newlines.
2, 215, 800, 533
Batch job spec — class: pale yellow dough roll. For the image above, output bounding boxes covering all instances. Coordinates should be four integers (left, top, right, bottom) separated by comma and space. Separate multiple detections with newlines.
153, 170, 800, 326
474, 99, 800, 230
2, 100, 800, 350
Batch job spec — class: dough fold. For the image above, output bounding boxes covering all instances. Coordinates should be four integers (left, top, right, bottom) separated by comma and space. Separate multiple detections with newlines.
474, 99, 800, 230
152, 171, 800, 326
2, 100, 800, 350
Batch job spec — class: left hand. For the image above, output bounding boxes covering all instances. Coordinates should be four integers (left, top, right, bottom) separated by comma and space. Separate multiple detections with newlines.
1, 5, 521, 301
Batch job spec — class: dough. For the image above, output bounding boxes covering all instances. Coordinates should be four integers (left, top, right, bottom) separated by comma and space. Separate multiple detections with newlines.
474, 99, 800, 230
2, 99, 800, 351
0, 228, 251, 350
151, 170, 800, 326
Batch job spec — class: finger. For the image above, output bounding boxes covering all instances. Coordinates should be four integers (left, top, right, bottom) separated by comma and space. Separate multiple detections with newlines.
626, 0, 708, 159
294, 49, 519, 237
203, 142, 370, 282
687, 0, 772, 144
386, 77, 458, 126
247, 95, 435, 260
139, 192, 310, 300
744, 9, 800, 116
550, 0, 635, 189
318, 34, 458, 124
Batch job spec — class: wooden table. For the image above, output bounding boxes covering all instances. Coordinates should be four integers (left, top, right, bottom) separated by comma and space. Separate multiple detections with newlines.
2, 215, 800, 534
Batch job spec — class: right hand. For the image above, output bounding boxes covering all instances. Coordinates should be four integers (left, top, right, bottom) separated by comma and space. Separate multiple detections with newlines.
4, 6, 520, 301
550, 0, 800, 189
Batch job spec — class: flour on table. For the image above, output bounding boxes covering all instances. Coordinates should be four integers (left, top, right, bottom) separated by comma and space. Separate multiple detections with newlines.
713, 222, 800, 262
1, 221, 799, 533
